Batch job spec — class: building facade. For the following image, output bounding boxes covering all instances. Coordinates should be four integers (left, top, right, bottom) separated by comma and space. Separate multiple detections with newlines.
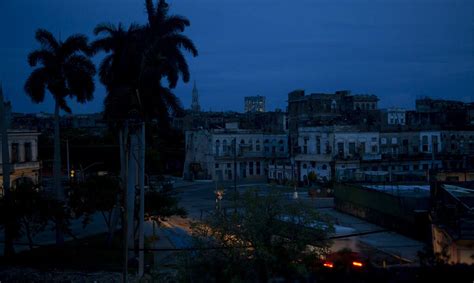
183, 123, 288, 182
0, 130, 41, 195
244, 96, 265, 113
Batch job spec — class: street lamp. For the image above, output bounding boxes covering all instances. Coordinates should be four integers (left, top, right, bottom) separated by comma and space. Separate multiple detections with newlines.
64, 134, 87, 181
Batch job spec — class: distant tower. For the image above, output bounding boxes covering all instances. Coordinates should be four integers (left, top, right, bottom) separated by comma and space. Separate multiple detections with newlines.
191, 80, 201, 112
244, 95, 265, 113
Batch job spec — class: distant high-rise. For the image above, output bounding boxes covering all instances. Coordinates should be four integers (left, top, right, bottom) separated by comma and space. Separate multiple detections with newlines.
191, 80, 200, 112
245, 95, 265, 113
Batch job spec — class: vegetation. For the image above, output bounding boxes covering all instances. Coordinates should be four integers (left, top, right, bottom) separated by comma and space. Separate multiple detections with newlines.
0, 183, 69, 250
24, 29, 96, 245
92, 0, 197, 125
179, 189, 333, 282
24, 29, 96, 200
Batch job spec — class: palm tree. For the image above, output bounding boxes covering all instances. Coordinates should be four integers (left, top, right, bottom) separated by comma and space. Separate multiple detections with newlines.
92, 1, 197, 275
24, 29, 96, 243
93, 0, 198, 124
91, 23, 143, 124
140, 0, 198, 120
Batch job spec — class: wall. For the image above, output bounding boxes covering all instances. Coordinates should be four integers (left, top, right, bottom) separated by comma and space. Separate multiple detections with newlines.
334, 183, 431, 241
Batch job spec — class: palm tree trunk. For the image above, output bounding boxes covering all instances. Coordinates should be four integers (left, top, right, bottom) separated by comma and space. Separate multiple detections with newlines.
53, 101, 64, 244
106, 127, 127, 246
127, 131, 137, 257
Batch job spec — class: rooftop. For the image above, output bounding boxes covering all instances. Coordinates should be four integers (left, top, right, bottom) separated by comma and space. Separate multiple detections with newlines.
363, 184, 430, 198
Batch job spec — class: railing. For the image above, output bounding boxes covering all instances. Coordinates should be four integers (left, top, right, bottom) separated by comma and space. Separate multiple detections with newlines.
0, 161, 40, 174
13, 161, 41, 169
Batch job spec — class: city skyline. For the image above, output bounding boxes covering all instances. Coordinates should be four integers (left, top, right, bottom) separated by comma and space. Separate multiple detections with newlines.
1, 0, 473, 114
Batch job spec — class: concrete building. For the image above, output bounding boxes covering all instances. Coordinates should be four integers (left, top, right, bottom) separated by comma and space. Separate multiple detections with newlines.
386, 108, 406, 125
295, 126, 334, 182
294, 126, 381, 182
0, 130, 41, 195
183, 123, 288, 182
431, 184, 474, 264
244, 96, 265, 113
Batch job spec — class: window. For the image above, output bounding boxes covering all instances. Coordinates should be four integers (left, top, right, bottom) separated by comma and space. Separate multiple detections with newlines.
11, 143, 19, 163
371, 137, 377, 142
256, 140, 261, 151
391, 137, 397, 144
316, 137, 321, 154
272, 146, 276, 153
303, 163, 307, 169
279, 146, 284, 152
249, 162, 254, 175
413, 164, 419, 170
422, 136, 429, 152
215, 163, 219, 169
403, 165, 409, 171
215, 140, 220, 155
256, 161, 261, 175
381, 138, 387, 145
349, 142, 356, 155
337, 142, 344, 155
432, 136, 439, 153
24, 142, 32, 162
303, 137, 308, 154
371, 145, 378, 153
322, 164, 328, 170
264, 146, 269, 152
223, 140, 228, 153
227, 163, 231, 168
422, 164, 429, 170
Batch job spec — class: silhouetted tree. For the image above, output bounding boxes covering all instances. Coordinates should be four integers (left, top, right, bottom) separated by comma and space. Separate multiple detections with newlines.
180, 189, 333, 282
24, 29, 96, 244
92, 0, 197, 125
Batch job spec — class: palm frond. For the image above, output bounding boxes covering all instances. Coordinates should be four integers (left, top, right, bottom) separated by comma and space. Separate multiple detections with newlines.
63, 55, 96, 102
145, 0, 156, 27
35, 29, 59, 51
93, 22, 120, 36
27, 49, 54, 67
163, 33, 198, 56
61, 34, 91, 56
163, 15, 190, 33
24, 68, 48, 103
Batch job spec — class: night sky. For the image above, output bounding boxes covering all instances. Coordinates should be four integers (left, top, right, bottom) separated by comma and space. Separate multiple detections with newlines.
1, 0, 473, 114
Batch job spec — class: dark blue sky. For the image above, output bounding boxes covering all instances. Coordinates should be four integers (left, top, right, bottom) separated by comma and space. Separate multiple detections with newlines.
1, 0, 473, 114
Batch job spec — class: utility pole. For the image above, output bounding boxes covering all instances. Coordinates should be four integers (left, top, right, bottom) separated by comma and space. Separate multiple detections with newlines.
138, 122, 145, 277
66, 139, 70, 181
0, 83, 14, 256
121, 124, 129, 283
233, 137, 237, 204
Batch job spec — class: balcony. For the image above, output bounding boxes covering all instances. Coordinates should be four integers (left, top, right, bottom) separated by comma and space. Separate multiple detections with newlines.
0, 161, 41, 174
362, 153, 382, 161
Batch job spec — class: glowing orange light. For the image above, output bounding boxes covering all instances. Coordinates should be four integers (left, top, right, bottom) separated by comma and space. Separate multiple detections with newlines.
352, 261, 363, 267
323, 262, 334, 268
